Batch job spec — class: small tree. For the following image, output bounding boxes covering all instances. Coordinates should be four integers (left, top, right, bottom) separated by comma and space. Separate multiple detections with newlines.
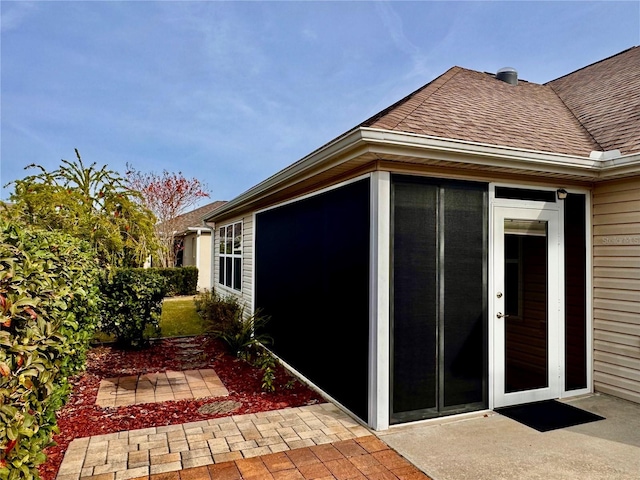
126, 165, 209, 267
7, 149, 159, 268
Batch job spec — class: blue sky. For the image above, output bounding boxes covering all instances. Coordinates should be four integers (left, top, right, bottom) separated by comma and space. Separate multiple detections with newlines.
2, 1, 639, 204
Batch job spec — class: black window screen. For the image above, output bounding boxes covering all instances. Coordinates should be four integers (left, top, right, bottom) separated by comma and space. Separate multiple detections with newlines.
442, 185, 486, 408
564, 193, 587, 390
391, 175, 487, 423
392, 182, 438, 414
255, 179, 370, 421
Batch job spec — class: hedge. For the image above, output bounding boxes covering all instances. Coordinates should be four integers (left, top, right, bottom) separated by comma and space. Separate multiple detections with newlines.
99, 269, 167, 349
0, 221, 101, 479
147, 266, 198, 296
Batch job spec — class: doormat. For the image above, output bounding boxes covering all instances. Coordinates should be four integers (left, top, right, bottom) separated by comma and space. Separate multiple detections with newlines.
495, 400, 605, 432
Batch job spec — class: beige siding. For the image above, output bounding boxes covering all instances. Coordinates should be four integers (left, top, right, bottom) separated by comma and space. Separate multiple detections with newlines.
213, 215, 253, 314
181, 232, 212, 291
593, 177, 640, 404
198, 234, 212, 291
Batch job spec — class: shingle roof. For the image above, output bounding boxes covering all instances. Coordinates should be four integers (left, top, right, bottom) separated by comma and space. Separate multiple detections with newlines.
163, 200, 227, 234
548, 46, 640, 155
362, 47, 640, 157
361, 67, 600, 157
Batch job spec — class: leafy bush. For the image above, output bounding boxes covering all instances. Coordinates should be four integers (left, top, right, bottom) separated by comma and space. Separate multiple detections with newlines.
0, 221, 101, 479
99, 269, 166, 349
148, 267, 198, 296
215, 309, 272, 359
194, 289, 242, 334
194, 289, 275, 391
255, 351, 277, 393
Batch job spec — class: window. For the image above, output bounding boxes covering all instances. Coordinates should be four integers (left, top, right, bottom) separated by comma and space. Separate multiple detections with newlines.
218, 222, 242, 291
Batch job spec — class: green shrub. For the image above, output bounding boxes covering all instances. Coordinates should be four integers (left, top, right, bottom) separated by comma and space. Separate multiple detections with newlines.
212, 309, 272, 360
0, 221, 101, 479
194, 289, 241, 333
179, 266, 198, 295
148, 267, 198, 296
99, 269, 166, 349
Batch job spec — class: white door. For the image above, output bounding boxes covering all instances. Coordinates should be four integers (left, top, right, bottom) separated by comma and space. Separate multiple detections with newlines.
492, 206, 562, 407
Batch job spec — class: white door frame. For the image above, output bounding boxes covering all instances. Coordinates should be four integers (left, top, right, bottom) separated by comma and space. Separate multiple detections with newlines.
489, 194, 564, 408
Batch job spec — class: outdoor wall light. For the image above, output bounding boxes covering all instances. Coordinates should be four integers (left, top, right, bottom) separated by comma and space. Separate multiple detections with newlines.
557, 188, 568, 200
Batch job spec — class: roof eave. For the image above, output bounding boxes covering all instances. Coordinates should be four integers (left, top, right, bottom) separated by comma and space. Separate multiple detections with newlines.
207, 127, 635, 222
597, 151, 640, 179
361, 127, 600, 174
174, 226, 213, 236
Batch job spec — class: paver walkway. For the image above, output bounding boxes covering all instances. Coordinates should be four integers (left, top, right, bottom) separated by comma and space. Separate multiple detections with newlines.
139, 436, 429, 479
57, 403, 427, 480
59, 361, 432, 479
96, 370, 228, 407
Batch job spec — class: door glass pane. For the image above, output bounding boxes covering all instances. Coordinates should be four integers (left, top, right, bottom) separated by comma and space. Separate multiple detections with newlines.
504, 220, 548, 393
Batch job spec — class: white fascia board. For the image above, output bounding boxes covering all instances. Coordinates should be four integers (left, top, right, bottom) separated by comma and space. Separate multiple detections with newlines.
174, 227, 212, 236
359, 128, 600, 174
598, 152, 640, 179
208, 127, 635, 221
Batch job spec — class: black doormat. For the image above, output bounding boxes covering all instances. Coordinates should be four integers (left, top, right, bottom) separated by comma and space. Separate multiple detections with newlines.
495, 400, 605, 432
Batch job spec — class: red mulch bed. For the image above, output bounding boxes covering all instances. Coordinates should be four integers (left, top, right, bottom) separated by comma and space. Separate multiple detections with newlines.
39, 336, 324, 480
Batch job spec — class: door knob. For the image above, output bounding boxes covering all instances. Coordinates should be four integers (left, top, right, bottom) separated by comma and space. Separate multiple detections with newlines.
496, 312, 510, 319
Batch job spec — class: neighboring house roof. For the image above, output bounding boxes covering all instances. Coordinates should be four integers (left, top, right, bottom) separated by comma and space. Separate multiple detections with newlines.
207, 46, 640, 223
547, 46, 640, 156
162, 200, 227, 235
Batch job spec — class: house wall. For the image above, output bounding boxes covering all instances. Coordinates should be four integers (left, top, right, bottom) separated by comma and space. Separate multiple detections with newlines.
593, 176, 640, 404
181, 232, 212, 291
213, 215, 253, 312
198, 233, 212, 291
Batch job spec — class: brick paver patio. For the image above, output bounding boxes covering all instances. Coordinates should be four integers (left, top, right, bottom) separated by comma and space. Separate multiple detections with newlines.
59, 370, 432, 479
57, 403, 404, 480
96, 370, 228, 407
138, 436, 430, 479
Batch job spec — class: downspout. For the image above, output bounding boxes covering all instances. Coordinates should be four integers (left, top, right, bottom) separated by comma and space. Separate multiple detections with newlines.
195, 229, 202, 291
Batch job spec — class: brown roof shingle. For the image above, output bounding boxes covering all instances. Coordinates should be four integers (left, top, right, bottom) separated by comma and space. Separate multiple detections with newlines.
362, 66, 601, 157
163, 200, 227, 234
548, 46, 640, 155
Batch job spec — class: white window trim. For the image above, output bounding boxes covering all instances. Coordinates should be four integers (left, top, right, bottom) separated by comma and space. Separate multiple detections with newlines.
218, 221, 243, 292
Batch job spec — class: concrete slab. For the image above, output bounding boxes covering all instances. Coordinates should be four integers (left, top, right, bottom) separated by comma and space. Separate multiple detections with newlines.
377, 394, 640, 480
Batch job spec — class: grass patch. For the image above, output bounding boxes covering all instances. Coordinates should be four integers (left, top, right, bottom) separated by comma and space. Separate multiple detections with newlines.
94, 296, 207, 343
159, 296, 208, 337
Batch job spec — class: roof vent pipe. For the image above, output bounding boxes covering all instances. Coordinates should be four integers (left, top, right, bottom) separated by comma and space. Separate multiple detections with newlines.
496, 67, 518, 85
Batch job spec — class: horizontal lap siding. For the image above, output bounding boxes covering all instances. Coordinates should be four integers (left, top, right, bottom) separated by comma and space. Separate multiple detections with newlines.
593, 178, 640, 404
240, 215, 253, 313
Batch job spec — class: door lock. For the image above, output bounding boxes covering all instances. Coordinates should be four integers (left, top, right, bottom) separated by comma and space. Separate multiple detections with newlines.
496, 312, 510, 319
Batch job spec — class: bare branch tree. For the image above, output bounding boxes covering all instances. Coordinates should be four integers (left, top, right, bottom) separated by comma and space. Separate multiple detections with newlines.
126, 165, 209, 267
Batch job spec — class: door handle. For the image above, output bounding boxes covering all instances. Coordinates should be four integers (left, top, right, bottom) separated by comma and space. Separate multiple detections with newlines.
496, 312, 510, 319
